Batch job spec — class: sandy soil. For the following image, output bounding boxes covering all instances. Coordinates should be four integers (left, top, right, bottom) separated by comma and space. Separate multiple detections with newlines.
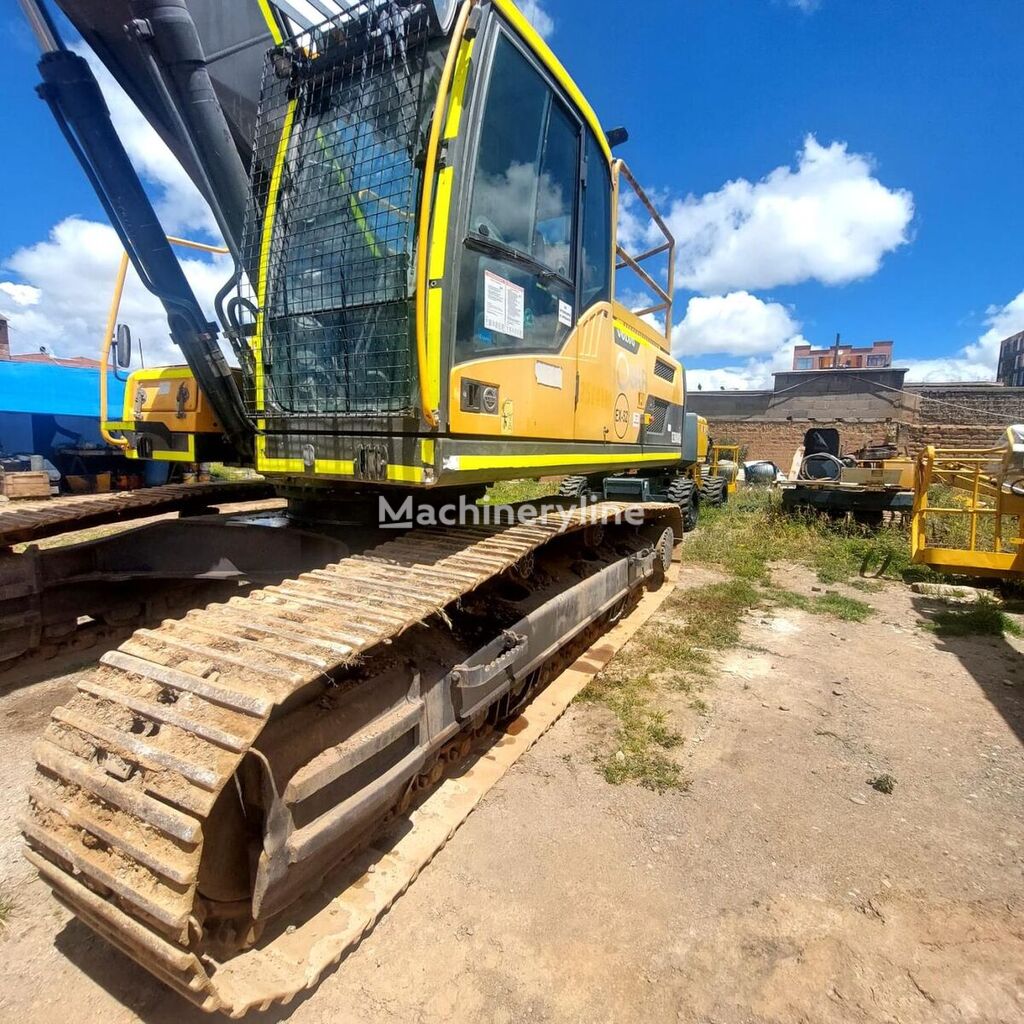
0, 564, 1021, 1023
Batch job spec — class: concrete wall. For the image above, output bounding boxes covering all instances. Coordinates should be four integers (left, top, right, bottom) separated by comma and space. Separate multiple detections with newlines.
688, 368, 917, 425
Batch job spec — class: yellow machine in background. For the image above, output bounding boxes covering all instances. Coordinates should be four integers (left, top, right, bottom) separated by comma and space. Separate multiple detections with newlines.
709, 443, 741, 498
912, 427, 1024, 579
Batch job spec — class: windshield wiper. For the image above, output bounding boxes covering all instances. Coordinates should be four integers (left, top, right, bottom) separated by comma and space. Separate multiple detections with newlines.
464, 233, 569, 288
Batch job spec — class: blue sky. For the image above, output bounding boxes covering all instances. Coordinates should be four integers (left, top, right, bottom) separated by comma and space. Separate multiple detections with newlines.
1, 0, 1022, 386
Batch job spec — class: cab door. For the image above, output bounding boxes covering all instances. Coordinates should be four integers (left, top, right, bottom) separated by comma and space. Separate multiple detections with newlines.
447, 28, 582, 442
573, 131, 621, 443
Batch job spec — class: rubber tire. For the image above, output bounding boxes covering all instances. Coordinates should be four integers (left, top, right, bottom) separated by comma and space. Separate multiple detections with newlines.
700, 476, 728, 507
559, 475, 597, 501
667, 477, 700, 533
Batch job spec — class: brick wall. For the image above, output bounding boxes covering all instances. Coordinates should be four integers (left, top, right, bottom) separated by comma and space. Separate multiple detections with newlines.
707, 419, 899, 468
903, 423, 1008, 452
906, 385, 1024, 426
694, 375, 1024, 467
705, 417, 1012, 465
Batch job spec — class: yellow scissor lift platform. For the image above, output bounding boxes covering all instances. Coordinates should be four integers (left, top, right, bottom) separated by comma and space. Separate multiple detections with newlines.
912, 427, 1024, 580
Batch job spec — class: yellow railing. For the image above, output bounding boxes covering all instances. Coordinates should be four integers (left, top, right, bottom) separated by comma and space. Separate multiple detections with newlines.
710, 444, 741, 495
99, 237, 230, 449
911, 431, 1024, 579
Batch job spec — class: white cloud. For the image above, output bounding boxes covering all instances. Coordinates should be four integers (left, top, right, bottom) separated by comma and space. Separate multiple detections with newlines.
904, 289, 1024, 383
673, 292, 808, 391
687, 342, 801, 393
76, 46, 217, 237
1, 217, 231, 367
0, 282, 40, 307
673, 291, 802, 358
0, 45, 224, 365
518, 0, 555, 38
645, 136, 914, 295
788, 0, 821, 12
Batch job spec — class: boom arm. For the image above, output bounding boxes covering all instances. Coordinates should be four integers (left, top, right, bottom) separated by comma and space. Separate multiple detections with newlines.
20, 0, 253, 459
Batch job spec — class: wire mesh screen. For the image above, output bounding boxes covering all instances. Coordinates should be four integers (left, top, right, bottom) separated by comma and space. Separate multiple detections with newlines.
241, 2, 444, 418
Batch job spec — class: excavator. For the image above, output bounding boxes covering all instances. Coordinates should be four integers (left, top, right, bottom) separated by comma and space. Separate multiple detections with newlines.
15, 0, 712, 1012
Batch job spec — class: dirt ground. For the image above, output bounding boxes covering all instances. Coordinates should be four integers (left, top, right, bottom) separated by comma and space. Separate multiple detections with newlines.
0, 562, 1021, 1023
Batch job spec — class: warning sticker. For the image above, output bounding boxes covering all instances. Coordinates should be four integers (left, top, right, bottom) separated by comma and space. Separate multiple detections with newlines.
484, 271, 525, 340
558, 300, 573, 327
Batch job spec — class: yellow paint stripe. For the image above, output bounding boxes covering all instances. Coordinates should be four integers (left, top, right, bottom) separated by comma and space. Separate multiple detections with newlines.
421, 439, 436, 465
254, 439, 423, 482
428, 166, 456, 282
388, 465, 426, 484
443, 37, 476, 140
257, 0, 284, 45
450, 451, 680, 472
613, 318, 672, 356
494, 0, 612, 165
130, 367, 195, 382
150, 435, 196, 464
253, 99, 298, 415
416, 2, 475, 427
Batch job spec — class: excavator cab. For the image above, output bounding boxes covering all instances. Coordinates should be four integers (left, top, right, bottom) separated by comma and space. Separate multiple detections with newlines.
74, 0, 689, 493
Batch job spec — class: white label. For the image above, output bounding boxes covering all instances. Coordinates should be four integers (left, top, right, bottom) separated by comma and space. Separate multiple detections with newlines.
158, 382, 171, 396
484, 271, 525, 340
671, 432, 682, 445
535, 361, 563, 389
632, 412, 642, 428
558, 300, 573, 327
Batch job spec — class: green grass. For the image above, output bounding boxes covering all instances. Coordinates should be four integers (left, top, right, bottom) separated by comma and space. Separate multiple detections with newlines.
581, 488, 893, 793
688, 488, 921, 585
207, 463, 263, 481
481, 479, 560, 505
767, 588, 874, 623
580, 578, 766, 791
923, 597, 1023, 638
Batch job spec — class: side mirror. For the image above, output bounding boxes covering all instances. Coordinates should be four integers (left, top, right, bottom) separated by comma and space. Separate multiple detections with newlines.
115, 323, 132, 369
606, 126, 630, 150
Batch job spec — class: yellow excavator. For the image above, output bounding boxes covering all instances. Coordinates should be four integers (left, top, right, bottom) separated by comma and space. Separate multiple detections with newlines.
16, 0, 715, 1012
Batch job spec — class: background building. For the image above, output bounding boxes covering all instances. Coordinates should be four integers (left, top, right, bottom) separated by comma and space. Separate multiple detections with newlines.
792, 339, 893, 371
688, 364, 1023, 468
997, 331, 1024, 387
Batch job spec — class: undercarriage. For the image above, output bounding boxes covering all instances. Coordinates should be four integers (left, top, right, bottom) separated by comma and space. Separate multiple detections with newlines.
21, 495, 680, 1014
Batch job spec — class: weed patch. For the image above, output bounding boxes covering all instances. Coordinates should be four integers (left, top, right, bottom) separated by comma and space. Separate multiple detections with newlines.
924, 598, 1023, 638
768, 588, 873, 623
578, 670, 686, 792
688, 489, 921, 585
481, 479, 559, 505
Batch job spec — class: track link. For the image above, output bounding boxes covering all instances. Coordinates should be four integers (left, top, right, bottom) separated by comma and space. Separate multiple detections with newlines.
0, 481, 276, 548
23, 501, 678, 1015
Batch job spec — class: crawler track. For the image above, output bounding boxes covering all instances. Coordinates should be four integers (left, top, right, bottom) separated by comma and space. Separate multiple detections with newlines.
23, 501, 678, 1015
0, 481, 276, 548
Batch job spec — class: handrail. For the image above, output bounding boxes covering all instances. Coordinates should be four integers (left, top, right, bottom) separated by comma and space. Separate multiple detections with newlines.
614, 160, 675, 344
911, 436, 1024, 577
100, 237, 230, 449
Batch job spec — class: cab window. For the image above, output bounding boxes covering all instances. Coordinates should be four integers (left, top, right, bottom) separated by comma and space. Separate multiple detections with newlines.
580, 132, 612, 310
457, 33, 580, 362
